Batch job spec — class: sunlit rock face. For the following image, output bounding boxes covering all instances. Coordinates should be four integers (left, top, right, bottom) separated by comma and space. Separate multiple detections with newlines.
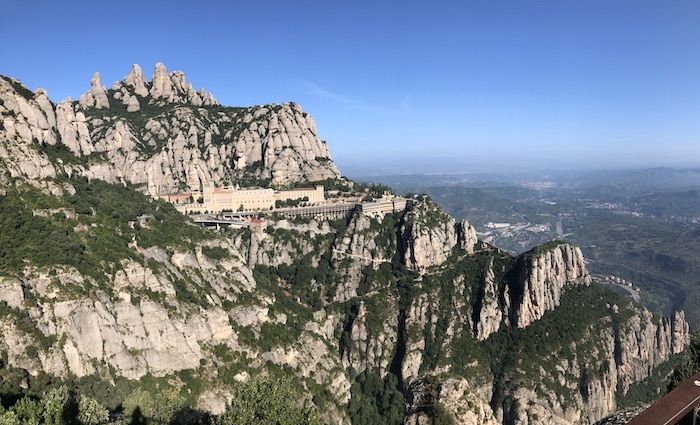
27, 64, 341, 196
0, 72, 691, 425
510, 242, 591, 328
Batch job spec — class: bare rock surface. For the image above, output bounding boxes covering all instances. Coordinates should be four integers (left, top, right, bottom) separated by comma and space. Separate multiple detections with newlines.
79, 72, 110, 109
511, 242, 591, 328
401, 200, 458, 272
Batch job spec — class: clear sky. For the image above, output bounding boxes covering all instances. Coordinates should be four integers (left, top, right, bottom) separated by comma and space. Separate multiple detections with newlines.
2, 0, 699, 173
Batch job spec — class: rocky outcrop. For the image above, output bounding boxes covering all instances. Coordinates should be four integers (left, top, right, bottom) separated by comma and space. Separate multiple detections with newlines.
474, 260, 505, 340
0, 277, 23, 308
405, 377, 498, 425
56, 99, 93, 156
496, 306, 689, 424
121, 64, 149, 97
243, 218, 333, 268
0, 239, 257, 380
510, 242, 590, 328
341, 299, 399, 377
79, 72, 110, 109
113, 62, 219, 107
108, 63, 218, 109
125, 94, 140, 112
229, 102, 341, 186
332, 211, 394, 302
615, 310, 689, 393
0, 77, 57, 180
401, 293, 431, 384
3, 68, 342, 196
458, 219, 478, 254
401, 200, 458, 273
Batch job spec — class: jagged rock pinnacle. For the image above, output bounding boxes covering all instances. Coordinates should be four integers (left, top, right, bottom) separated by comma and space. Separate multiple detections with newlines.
79, 72, 110, 109
123, 64, 149, 97
150, 62, 174, 100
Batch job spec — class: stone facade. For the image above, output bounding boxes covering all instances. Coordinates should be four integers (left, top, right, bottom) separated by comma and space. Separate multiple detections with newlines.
161, 183, 326, 213
273, 185, 325, 204
359, 195, 409, 216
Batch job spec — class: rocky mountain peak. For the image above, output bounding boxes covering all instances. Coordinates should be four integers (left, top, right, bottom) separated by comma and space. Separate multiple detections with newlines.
122, 64, 149, 97
93, 63, 221, 109
150, 62, 173, 100
139, 62, 218, 106
91, 71, 102, 88
78, 72, 110, 110
2, 69, 341, 194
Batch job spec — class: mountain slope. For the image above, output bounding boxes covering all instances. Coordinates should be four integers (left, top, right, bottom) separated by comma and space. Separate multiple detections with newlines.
0, 72, 690, 424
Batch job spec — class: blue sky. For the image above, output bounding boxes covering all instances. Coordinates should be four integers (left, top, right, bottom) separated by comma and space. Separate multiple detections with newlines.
2, 0, 699, 173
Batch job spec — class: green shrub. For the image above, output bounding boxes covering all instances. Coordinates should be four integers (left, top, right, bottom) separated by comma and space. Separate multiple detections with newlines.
122, 387, 183, 424
214, 376, 320, 425
202, 246, 229, 261
10, 397, 41, 425
77, 396, 108, 425
347, 372, 404, 425
433, 403, 456, 425
42, 386, 71, 425
0, 411, 19, 425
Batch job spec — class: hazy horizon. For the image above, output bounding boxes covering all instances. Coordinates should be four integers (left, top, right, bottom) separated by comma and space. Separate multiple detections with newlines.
336, 155, 700, 177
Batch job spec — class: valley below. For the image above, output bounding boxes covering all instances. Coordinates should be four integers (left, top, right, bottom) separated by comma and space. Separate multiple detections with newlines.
363, 172, 700, 327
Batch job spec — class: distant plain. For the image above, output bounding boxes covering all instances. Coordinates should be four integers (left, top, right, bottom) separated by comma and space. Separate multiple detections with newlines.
361, 167, 700, 326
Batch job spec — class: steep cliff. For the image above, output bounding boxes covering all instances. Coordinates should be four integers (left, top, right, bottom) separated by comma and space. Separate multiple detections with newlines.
0, 73, 691, 425
509, 242, 591, 328
0, 77, 58, 182
2, 64, 341, 197
489, 290, 688, 424
400, 198, 458, 273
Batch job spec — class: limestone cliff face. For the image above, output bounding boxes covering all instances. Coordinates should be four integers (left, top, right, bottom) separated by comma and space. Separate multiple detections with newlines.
470, 242, 590, 340
400, 199, 458, 273
458, 219, 478, 254
331, 211, 396, 302
615, 310, 689, 393
474, 259, 505, 341
241, 218, 334, 268
401, 292, 432, 385
55, 100, 93, 156
0, 242, 255, 381
0, 231, 350, 417
405, 377, 499, 425
341, 299, 400, 377
509, 242, 591, 328
0, 77, 57, 181
496, 309, 689, 424
2, 66, 341, 197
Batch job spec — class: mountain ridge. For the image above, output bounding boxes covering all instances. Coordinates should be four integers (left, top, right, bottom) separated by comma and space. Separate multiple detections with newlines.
0, 70, 691, 424
1, 63, 341, 196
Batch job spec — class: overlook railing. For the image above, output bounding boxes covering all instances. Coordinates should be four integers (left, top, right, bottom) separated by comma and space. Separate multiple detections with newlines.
628, 373, 700, 425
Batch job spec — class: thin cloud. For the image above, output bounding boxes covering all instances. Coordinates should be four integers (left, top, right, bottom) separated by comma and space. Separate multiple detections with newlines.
296, 79, 386, 113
